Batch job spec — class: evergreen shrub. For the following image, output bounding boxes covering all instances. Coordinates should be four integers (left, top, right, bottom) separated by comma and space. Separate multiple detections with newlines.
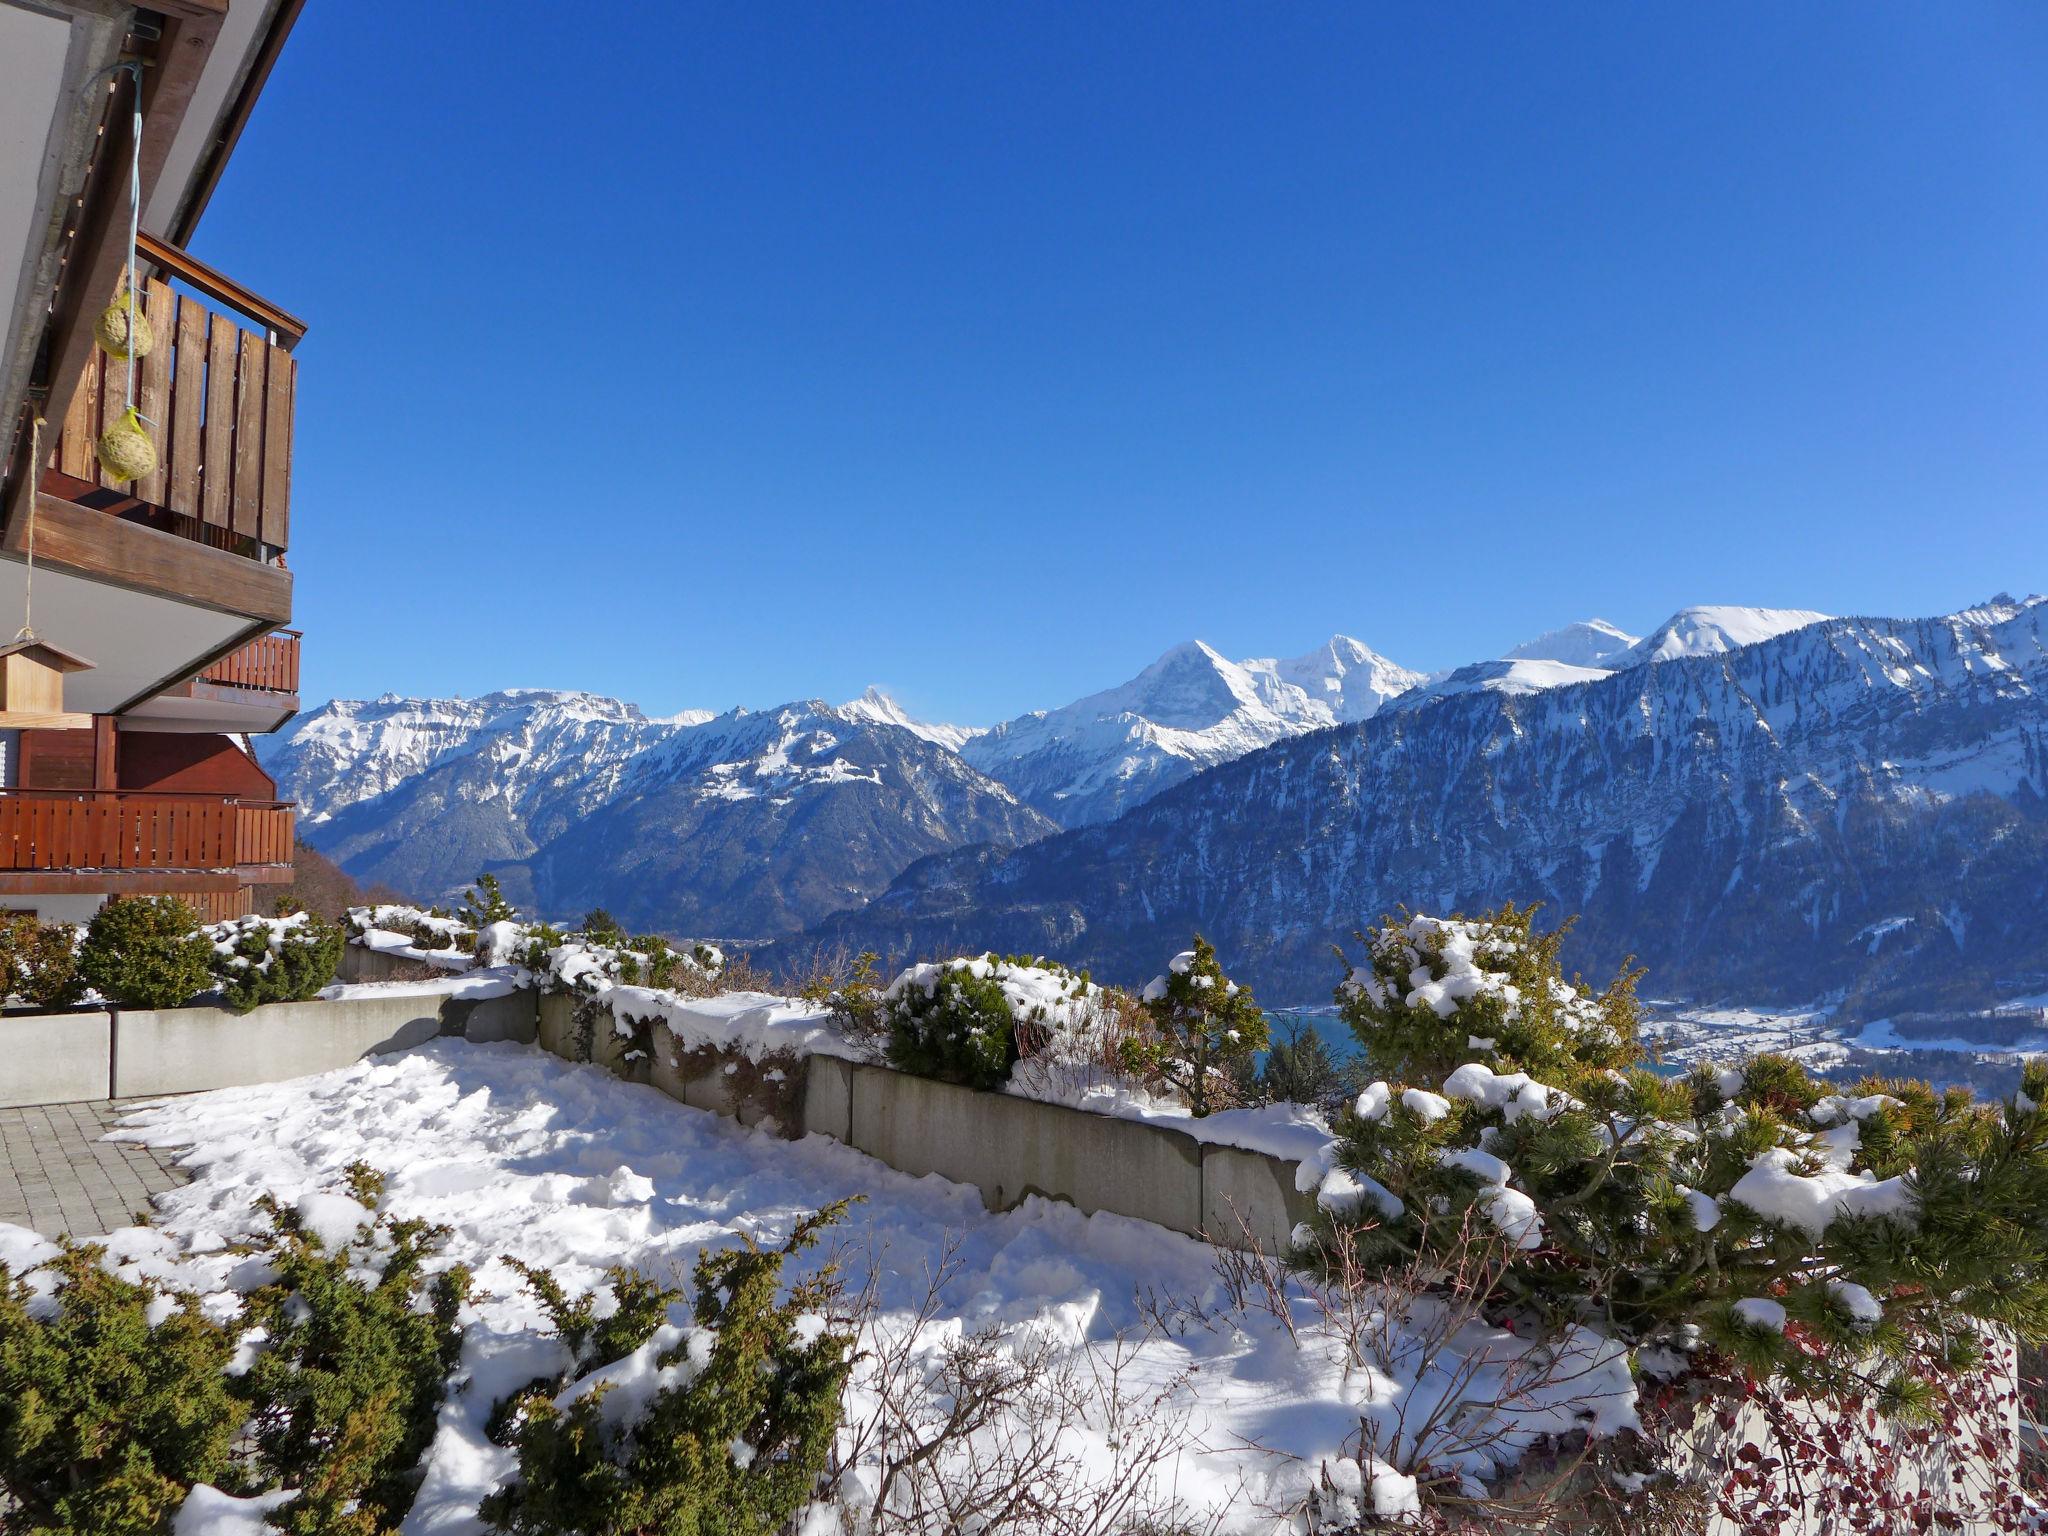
207, 912, 346, 1013
482, 1202, 856, 1536
78, 896, 213, 1009
1301, 901, 2048, 1416
0, 912, 87, 1010
0, 1240, 242, 1533
1123, 935, 1268, 1116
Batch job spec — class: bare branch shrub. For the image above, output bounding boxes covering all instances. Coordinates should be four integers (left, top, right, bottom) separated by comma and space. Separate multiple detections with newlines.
1152, 1203, 1704, 1532
820, 1232, 1230, 1535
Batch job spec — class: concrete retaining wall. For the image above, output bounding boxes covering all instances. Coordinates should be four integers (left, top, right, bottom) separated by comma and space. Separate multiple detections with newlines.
0, 1011, 112, 1107
0, 988, 539, 1106
529, 992, 1308, 1248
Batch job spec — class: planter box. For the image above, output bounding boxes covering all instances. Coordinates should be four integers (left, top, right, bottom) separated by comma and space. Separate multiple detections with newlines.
0, 1011, 111, 1107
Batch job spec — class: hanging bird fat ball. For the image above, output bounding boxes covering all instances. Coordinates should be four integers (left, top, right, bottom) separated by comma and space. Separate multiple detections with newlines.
93, 286, 152, 361
95, 406, 157, 482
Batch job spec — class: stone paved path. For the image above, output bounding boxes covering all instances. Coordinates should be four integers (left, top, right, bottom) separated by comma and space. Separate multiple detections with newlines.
0, 1101, 190, 1239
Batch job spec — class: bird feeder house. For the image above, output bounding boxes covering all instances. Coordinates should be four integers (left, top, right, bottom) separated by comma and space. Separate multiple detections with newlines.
0, 639, 94, 730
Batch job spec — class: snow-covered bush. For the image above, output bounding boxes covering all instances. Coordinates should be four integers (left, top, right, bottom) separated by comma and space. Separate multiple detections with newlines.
0, 1238, 242, 1530
481, 1202, 855, 1535
205, 911, 345, 1013
0, 912, 85, 1010
241, 1168, 473, 1535
1298, 902, 2048, 1514
1126, 935, 1269, 1116
346, 902, 476, 958
78, 894, 214, 1009
882, 955, 1113, 1092
0, 1163, 471, 1535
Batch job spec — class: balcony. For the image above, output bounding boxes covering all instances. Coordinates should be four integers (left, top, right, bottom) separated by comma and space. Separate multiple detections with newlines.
41, 237, 303, 564
200, 630, 301, 695
0, 790, 294, 887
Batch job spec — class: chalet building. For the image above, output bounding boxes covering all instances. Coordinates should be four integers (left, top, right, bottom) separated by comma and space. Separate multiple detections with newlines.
0, 0, 307, 922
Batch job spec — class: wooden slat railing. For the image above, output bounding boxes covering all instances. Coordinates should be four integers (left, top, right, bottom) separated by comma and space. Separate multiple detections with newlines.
201, 630, 300, 693
0, 792, 294, 872
47, 269, 296, 554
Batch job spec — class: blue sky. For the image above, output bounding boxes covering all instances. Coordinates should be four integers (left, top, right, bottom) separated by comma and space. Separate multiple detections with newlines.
193, 3, 2048, 726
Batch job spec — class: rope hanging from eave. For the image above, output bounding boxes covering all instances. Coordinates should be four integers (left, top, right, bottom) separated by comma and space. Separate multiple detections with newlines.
93, 59, 156, 483
16, 414, 42, 644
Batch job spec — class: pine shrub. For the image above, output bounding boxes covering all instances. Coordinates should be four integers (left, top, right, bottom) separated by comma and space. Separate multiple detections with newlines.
0, 912, 86, 1010
460, 873, 518, 930
1302, 902, 2048, 1416
482, 1202, 856, 1536
1125, 935, 1268, 1116
881, 959, 1026, 1089
0, 1241, 242, 1534
78, 896, 213, 1009
208, 913, 346, 1014
239, 1175, 472, 1535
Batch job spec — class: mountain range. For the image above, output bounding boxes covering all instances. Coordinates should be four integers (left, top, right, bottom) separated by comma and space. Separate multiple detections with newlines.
805, 597, 2048, 1015
266, 598, 2048, 1017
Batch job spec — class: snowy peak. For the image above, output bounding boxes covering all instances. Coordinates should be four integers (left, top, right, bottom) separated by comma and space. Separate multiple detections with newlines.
838, 686, 983, 752
1617, 606, 1832, 666
1102, 641, 1271, 731
1502, 619, 1639, 669
1387, 658, 1615, 713
1245, 635, 1426, 725
961, 633, 1419, 828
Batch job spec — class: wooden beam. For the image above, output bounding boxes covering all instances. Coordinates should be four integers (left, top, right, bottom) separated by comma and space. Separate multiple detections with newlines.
137, 232, 307, 349
20, 492, 292, 625
169, 0, 312, 248
0, 869, 286, 897
5, 8, 226, 554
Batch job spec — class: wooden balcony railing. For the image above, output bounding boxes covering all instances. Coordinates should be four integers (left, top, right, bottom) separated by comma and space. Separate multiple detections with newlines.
0, 791, 294, 873
44, 254, 298, 557
200, 630, 300, 694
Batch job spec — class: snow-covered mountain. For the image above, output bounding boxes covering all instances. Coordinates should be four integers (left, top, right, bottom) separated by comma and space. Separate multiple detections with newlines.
837, 687, 983, 752
268, 691, 713, 827
959, 636, 1423, 828
1385, 657, 1614, 712
1502, 619, 1640, 668
811, 596, 2048, 1019
1614, 605, 1831, 666
262, 693, 1051, 937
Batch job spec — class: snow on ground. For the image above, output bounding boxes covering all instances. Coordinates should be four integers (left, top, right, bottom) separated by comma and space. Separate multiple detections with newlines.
87, 1040, 1555, 1533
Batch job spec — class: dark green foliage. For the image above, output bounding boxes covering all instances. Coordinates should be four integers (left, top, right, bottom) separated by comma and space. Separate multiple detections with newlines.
460, 874, 518, 930
1126, 935, 1267, 1116
0, 912, 87, 1010
482, 1203, 857, 1536
211, 914, 347, 1014
579, 908, 625, 945
239, 1184, 472, 1534
620, 935, 684, 991
516, 922, 569, 973
1256, 1017, 1361, 1113
78, 896, 213, 1010
0, 1240, 242, 1535
1303, 903, 2048, 1416
1334, 901, 1640, 1086
883, 963, 1021, 1090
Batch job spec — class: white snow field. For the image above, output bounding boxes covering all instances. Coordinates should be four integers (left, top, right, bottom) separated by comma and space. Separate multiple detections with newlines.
51, 1038, 1646, 1533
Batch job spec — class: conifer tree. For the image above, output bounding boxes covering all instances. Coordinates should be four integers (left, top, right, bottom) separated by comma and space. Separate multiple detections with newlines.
1132, 935, 1268, 1117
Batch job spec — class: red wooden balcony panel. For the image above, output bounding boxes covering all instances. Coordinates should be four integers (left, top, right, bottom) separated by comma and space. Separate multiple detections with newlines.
0, 792, 294, 872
